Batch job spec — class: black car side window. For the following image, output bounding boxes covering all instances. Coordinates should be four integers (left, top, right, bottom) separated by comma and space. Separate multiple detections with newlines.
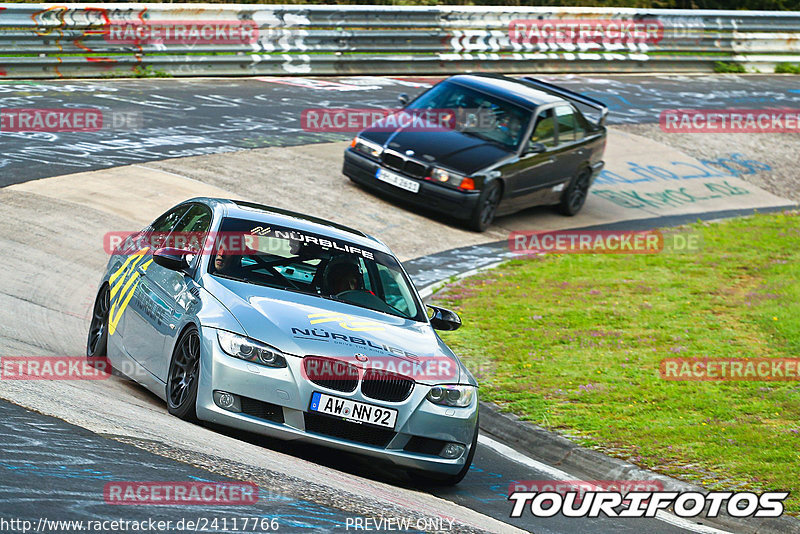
574, 109, 588, 141
555, 105, 577, 144
530, 109, 556, 148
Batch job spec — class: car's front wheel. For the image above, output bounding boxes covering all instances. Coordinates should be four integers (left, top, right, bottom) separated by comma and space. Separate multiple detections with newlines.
558, 167, 591, 216
167, 326, 201, 421
86, 284, 109, 358
467, 181, 501, 232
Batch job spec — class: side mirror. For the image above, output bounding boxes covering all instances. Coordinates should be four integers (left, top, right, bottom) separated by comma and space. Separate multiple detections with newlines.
427, 305, 462, 331
526, 142, 546, 154
398, 93, 409, 106
153, 247, 191, 273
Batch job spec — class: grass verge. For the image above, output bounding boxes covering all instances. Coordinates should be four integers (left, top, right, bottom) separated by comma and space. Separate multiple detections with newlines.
775, 63, 800, 74
433, 211, 800, 513
713, 61, 747, 73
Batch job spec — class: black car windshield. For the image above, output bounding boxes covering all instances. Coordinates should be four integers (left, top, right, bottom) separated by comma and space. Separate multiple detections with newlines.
406, 81, 530, 149
208, 218, 425, 322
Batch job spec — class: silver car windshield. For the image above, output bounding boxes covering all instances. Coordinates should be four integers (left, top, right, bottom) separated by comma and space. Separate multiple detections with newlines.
209, 217, 425, 322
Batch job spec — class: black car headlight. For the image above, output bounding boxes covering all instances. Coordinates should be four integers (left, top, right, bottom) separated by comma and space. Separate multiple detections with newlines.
217, 330, 287, 368
430, 167, 475, 191
426, 385, 476, 407
350, 137, 384, 160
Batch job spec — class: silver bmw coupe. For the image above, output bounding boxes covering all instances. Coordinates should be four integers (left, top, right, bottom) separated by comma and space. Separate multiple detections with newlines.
88, 198, 479, 484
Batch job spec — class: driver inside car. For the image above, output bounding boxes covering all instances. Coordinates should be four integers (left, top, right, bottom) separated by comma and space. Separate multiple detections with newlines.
212, 242, 245, 277
323, 257, 363, 296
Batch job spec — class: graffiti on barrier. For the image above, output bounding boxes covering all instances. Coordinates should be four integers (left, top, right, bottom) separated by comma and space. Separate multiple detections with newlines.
595, 153, 770, 186
593, 180, 750, 210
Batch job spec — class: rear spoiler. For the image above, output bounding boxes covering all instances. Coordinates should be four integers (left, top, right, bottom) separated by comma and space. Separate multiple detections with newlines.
520, 77, 608, 126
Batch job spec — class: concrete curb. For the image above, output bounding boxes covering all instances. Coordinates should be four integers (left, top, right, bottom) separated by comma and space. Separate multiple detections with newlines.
478, 402, 800, 534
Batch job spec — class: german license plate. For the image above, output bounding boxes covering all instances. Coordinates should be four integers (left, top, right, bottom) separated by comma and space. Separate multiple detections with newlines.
309, 392, 398, 429
376, 168, 420, 193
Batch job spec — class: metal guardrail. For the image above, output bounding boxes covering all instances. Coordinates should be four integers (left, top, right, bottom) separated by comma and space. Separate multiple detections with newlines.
0, 4, 799, 78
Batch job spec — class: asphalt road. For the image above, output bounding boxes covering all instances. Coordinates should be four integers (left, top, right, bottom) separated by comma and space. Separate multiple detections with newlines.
0, 393, 695, 534
2, 74, 800, 185
2, 73, 795, 534
0, 400, 358, 533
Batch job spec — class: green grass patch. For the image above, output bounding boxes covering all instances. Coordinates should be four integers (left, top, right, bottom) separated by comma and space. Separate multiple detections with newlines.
713, 61, 747, 73
775, 63, 800, 74
433, 211, 800, 513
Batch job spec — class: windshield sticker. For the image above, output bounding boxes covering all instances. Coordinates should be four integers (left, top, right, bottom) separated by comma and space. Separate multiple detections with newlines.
250, 226, 374, 260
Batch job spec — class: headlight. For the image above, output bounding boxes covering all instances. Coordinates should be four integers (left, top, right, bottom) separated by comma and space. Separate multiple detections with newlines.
217, 330, 287, 368
429, 167, 475, 190
426, 384, 476, 407
351, 137, 384, 160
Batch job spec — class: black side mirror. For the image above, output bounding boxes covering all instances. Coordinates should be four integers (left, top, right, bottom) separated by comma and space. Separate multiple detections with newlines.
427, 305, 462, 331
153, 247, 191, 273
398, 93, 409, 106
526, 142, 546, 154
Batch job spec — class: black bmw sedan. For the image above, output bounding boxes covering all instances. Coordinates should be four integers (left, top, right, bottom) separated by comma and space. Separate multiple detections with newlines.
343, 74, 608, 231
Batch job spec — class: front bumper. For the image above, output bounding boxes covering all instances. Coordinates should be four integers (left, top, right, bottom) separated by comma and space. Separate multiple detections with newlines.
195, 327, 478, 475
343, 148, 481, 220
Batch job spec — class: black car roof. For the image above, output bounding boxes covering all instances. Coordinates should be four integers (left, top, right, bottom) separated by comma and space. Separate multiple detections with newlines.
446, 74, 564, 110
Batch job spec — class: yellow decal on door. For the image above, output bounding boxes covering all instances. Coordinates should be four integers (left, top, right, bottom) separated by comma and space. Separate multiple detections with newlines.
108, 249, 152, 336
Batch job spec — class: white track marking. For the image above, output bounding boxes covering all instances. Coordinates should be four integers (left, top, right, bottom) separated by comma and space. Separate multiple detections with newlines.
478, 434, 732, 534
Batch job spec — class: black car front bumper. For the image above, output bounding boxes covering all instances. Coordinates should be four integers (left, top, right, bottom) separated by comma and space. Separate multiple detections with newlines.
343, 149, 481, 220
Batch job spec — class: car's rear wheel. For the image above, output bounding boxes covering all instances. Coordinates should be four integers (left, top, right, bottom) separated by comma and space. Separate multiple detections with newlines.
467, 181, 501, 232
558, 167, 591, 216
86, 284, 109, 358
411, 417, 479, 486
167, 327, 201, 421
